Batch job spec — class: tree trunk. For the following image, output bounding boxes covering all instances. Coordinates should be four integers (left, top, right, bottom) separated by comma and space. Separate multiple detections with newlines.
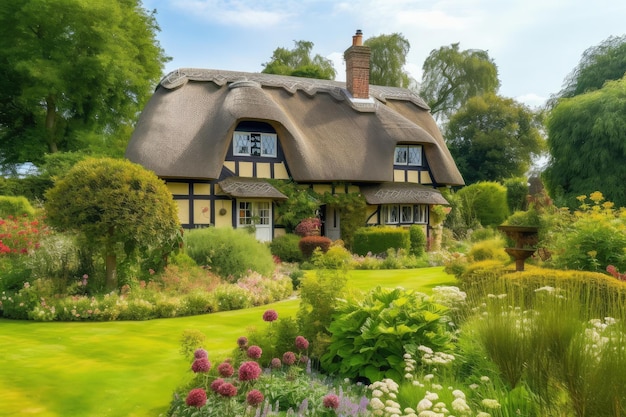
105, 253, 117, 291
45, 94, 58, 153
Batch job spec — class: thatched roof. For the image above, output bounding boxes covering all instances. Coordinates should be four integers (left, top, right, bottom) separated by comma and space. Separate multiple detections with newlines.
126, 69, 464, 186
361, 182, 449, 205
218, 177, 287, 200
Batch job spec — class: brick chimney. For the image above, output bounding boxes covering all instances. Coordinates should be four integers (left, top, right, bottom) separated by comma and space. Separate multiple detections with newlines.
344, 29, 371, 99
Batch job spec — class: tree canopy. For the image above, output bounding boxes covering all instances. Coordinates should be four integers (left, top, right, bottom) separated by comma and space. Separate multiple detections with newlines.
553, 35, 626, 102
262, 40, 336, 80
44, 158, 181, 290
543, 77, 626, 208
0, 0, 169, 167
364, 33, 412, 88
445, 93, 544, 185
420, 43, 500, 123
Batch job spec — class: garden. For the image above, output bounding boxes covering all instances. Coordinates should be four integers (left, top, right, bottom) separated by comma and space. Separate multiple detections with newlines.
2, 161, 626, 417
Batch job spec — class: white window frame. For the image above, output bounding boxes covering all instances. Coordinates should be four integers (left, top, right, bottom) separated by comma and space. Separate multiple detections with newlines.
382, 204, 429, 225
400, 205, 413, 223
394, 145, 422, 166
238, 201, 271, 226
233, 131, 277, 158
414, 204, 428, 224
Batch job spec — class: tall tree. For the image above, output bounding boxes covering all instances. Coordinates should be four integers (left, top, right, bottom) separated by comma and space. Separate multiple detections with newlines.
543, 77, 626, 209
420, 43, 500, 122
262, 40, 336, 80
364, 33, 411, 87
445, 93, 544, 185
0, 0, 169, 166
554, 35, 626, 101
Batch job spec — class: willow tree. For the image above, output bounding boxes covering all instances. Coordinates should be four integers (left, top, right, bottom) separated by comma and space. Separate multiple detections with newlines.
262, 40, 336, 80
45, 158, 181, 290
364, 33, 412, 88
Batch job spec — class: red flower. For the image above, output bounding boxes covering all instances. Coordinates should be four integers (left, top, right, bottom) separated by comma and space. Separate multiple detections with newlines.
282, 351, 296, 366
270, 357, 282, 369
191, 357, 211, 373
217, 361, 234, 377
238, 361, 262, 381
237, 336, 248, 348
217, 382, 238, 397
210, 378, 225, 393
194, 348, 208, 359
185, 388, 207, 407
262, 309, 278, 322
323, 393, 340, 409
246, 389, 264, 407
295, 336, 309, 351
247, 345, 262, 359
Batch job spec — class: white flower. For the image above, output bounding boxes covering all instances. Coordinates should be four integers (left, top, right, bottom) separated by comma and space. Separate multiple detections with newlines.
480, 375, 490, 383
452, 389, 466, 399
425, 392, 439, 401
452, 398, 471, 412
369, 397, 385, 410
424, 374, 434, 381
371, 389, 384, 398
476, 412, 491, 417
418, 345, 434, 354
417, 398, 433, 411
481, 399, 501, 409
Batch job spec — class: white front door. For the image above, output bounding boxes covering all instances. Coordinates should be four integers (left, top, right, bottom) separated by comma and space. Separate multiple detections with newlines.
237, 200, 272, 242
324, 206, 341, 240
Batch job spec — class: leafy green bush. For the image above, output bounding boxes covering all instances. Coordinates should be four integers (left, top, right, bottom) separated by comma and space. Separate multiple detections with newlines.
458, 181, 509, 227
184, 227, 275, 280
352, 226, 410, 256
310, 244, 353, 269
269, 233, 304, 263
504, 176, 529, 212
211, 284, 252, 311
298, 235, 331, 259
321, 286, 454, 383
0, 196, 35, 218
409, 225, 426, 256
468, 238, 509, 262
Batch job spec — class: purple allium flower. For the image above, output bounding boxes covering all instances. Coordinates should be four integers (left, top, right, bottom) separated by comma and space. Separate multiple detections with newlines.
237, 336, 248, 348
246, 389, 265, 407
217, 382, 238, 397
210, 378, 224, 393
247, 345, 262, 359
295, 336, 309, 351
194, 348, 208, 359
185, 388, 207, 407
238, 361, 262, 381
271, 357, 282, 369
262, 309, 278, 322
299, 355, 309, 365
191, 357, 211, 373
282, 351, 296, 366
217, 361, 234, 377
323, 393, 340, 409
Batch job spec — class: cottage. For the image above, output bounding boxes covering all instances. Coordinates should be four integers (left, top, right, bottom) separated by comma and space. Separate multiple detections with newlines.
126, 30, 464, 242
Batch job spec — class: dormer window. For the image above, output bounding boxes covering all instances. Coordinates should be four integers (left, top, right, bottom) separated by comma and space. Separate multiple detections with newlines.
394, 145, 422, 166
234, 132, 277, 157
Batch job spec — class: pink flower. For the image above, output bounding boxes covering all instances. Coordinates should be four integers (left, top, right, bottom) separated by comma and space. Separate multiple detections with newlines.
194, 348, 208, 359
217, 361, 234, 377
299, 355, 309, 365
247, 345, 262, 359
237, 336, 248, 348
246, 389, 265, 407
217, 382, 238, 397
262, 309, 278, 322
323, 393, 340, 409
191, 357, 211, 373
270, 357, 282, 369
295, 336, 309, 351
210, 378, 225, 393
238, 361, 262, 381
185, 388, 207, 407
282, 351, 296, 366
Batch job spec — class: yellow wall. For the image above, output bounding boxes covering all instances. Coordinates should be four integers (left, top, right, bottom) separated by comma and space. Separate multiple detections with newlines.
421, 171, 432, 184
256, 163, 271, 179
223, 161, 236, 173
176, 200, 190, 224
239, 162, 253, 177
393, 170, 405, 182
194, 183, 211, 195
193, 200, 211, 225
214, 203, 232, 228
167, 182, 189, 195
366, 205, 378, 225
313, 184, 332, 194
407, 171, 419, 183
274, 163, 289, 179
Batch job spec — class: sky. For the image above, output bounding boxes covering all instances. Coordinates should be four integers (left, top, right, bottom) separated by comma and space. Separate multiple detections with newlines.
142, 0, 625, 108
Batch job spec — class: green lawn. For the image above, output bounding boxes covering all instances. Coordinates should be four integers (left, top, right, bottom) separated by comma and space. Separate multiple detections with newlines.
0, 267, 456, 417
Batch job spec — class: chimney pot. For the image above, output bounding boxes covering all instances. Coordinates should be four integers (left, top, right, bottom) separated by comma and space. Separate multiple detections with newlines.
353, 29, 363, 46
345, 30, 370, 99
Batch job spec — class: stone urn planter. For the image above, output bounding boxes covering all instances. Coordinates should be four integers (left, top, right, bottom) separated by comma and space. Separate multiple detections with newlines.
497, 225, 539, 271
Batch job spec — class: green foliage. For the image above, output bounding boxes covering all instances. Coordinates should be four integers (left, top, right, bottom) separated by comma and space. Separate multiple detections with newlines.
183, 227, 275, 280
44, 157, 181, 290
179, 329, 206, 360
468, 238, 508, 263
298, 235, 332, 259
0, 0, 169, 165
321, 286, 453, 383
0, 196, 35, 218
543, 77, 626, 208
310, 244, 353, 270
446, 94, 545, 184
420, 43, 500, 122
0, 176, 52, 202
504, 209, 541, 227
364, 33, 411, 87
352, 226, 410, 256
409, 225, 427, 256
262, 40, 336, 80
269, 233, 304, 263
504, 176, 529, 212
318, 191, 367, 249
457, 181, 509, 227
270, 180, 318, 232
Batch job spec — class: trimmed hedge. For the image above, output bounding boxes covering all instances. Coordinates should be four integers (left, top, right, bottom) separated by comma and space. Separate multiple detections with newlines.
0, 195, 36, 218
269, 233, 304, 263
352, 226, 410, 256
298, 235, 332, 259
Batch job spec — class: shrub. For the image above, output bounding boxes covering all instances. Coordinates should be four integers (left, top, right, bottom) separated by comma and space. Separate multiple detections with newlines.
269, 233, 304, 263
294, 217, 321, 237
0, 196, 36, 218
352, 226, 410, 256
236, 271, 293, 306
468, 238, 509, 262
457, 181, 509, 227
212, 284, 252, 311
310, 244, 353, 269
409, 224, 426, 256
184, 227, 275, 280
298, 235, 331, 259
504, 176, 529, 212
182, 291, 216, 315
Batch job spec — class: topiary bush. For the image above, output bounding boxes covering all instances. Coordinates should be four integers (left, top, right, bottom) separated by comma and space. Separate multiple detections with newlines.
310, 244, 354, 269
457, 181, 509, 227
409, 225, 426, 256
269, 233, 304, 263
352, 226, 410, 256
298, 235, 331, 259
184, 227, 275, 280
468, 238, 509, 262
